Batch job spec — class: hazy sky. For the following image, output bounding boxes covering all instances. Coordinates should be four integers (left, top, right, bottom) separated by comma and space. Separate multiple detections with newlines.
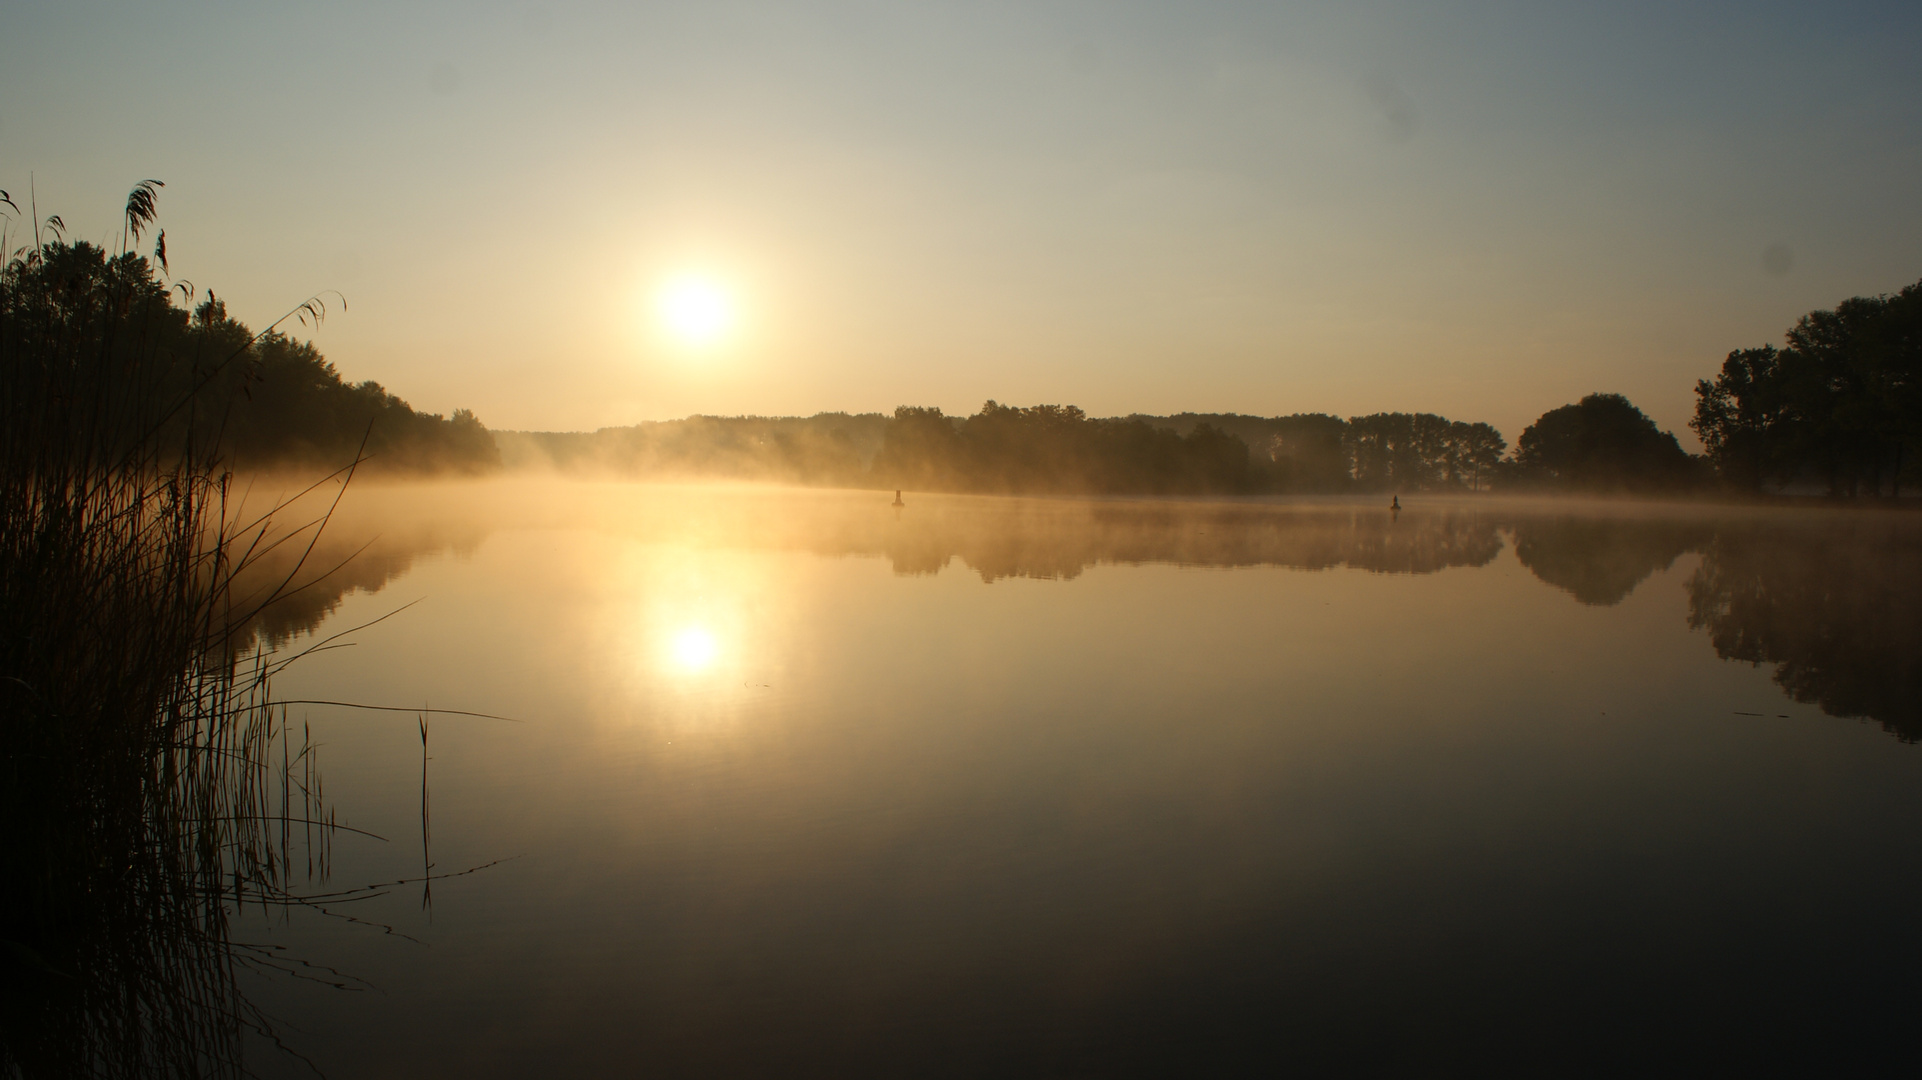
5, 1, 1919, 442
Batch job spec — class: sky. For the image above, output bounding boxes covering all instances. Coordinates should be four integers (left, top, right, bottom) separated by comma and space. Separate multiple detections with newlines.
4, 1, 1920, 444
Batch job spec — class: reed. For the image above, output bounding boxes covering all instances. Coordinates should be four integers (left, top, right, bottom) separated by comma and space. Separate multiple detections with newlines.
0, 183, 352, 1078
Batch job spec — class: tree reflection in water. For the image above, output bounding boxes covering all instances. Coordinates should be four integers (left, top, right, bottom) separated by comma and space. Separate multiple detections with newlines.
1508, 516, 1710, 605
260, 490, 1922, 747
1687, 515, 1922, 741
223, 490, 1922, 779
32, 484, 1909, 1076
27, 486, 1904, 1071
814, 494, 1922, 743
872, 502, 1504, 581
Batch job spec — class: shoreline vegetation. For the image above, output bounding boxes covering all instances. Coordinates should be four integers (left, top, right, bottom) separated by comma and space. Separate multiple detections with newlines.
0, 183, 431, 1076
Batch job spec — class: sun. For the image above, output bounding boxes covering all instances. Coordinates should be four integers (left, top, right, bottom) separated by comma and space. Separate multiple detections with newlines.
654, 274, 737, 348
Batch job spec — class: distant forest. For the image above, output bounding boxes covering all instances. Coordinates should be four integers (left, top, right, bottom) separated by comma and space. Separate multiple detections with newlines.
498, 413, 892, 486
504, 277, 1919, 499
13, 199, 1916, 498
501, 407, 1505, 495
502, 402, 1648, 497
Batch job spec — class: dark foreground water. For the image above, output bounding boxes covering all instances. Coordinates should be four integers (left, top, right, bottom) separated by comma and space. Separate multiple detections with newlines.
235, 482, 1922, 1076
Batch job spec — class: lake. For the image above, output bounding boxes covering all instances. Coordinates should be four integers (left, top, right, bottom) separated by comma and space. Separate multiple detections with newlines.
237, 481, 1922, 1076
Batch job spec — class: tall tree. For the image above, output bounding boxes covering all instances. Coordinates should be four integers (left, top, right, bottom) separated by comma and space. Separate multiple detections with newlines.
870, 406, 965, 491
1447, 421, 1508, 492
870, 402, 1257, 496
1510, 394, 1696, 492
1344, 412, 1505, 492
1691, 346, 1793, 492
1692, 279, 1922, 496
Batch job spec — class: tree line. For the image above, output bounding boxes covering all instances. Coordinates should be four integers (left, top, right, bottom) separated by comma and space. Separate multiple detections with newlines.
492, 395, 1737, 498
870, 402, 1256, 495
0, 238, 499, 476
861, 398, 1694, 496
496, 412, 891, 484
864, 272, 1922, 499
14, 181, 1915, 497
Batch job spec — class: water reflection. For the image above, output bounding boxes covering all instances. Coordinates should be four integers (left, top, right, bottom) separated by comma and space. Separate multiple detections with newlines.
237, 484, 1922, 1077
873, 502, 1503, 580
227, 483, 488, 651
237, 484, 1922, 747
1688, 514, 1922, 741
1508, 516, 1710, 606
1, 476, 448, 1077
669, 626, 721, 672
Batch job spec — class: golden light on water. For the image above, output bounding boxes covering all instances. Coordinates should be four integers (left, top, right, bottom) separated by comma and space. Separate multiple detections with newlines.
598, 537, 806, 708
668, 625, 721, 671
654, 274, 737, 348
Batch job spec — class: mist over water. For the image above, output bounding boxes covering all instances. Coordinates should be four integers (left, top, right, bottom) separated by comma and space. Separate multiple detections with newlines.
12, 2, 1922, 1067
223, 480, 1922, 1075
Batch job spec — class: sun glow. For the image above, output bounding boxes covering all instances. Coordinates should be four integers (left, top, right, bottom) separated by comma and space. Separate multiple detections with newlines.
653, 274, 737, 348
668, 626, 720, 671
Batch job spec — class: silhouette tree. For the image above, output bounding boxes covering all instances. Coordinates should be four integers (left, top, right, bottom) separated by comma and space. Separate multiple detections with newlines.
870, 405, 967, 491
1450, 421, 1508, 492
1136, 413, 1353, 492
1509, 394, 1696, 492
870, 402, 1257, 496
1691, 346, 1795, 492
499, 412, 887, 483
0, 241, 499, 475
1693, 278, 1922, 496
1346, 413, 1445, 491
1343, 413, 1507, 492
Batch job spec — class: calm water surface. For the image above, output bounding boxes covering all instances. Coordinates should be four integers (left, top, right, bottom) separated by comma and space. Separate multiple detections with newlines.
240, 481, 1922, 1075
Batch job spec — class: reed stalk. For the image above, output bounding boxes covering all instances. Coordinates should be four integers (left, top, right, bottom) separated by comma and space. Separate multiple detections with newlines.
0, 184, 346, 1078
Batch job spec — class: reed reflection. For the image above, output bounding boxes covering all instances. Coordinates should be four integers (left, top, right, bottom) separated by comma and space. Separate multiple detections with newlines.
224, 484, 489, 652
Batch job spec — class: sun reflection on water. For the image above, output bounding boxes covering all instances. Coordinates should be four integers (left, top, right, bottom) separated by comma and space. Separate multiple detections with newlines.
668, 626, 720, 672
594, 536, 819, 722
